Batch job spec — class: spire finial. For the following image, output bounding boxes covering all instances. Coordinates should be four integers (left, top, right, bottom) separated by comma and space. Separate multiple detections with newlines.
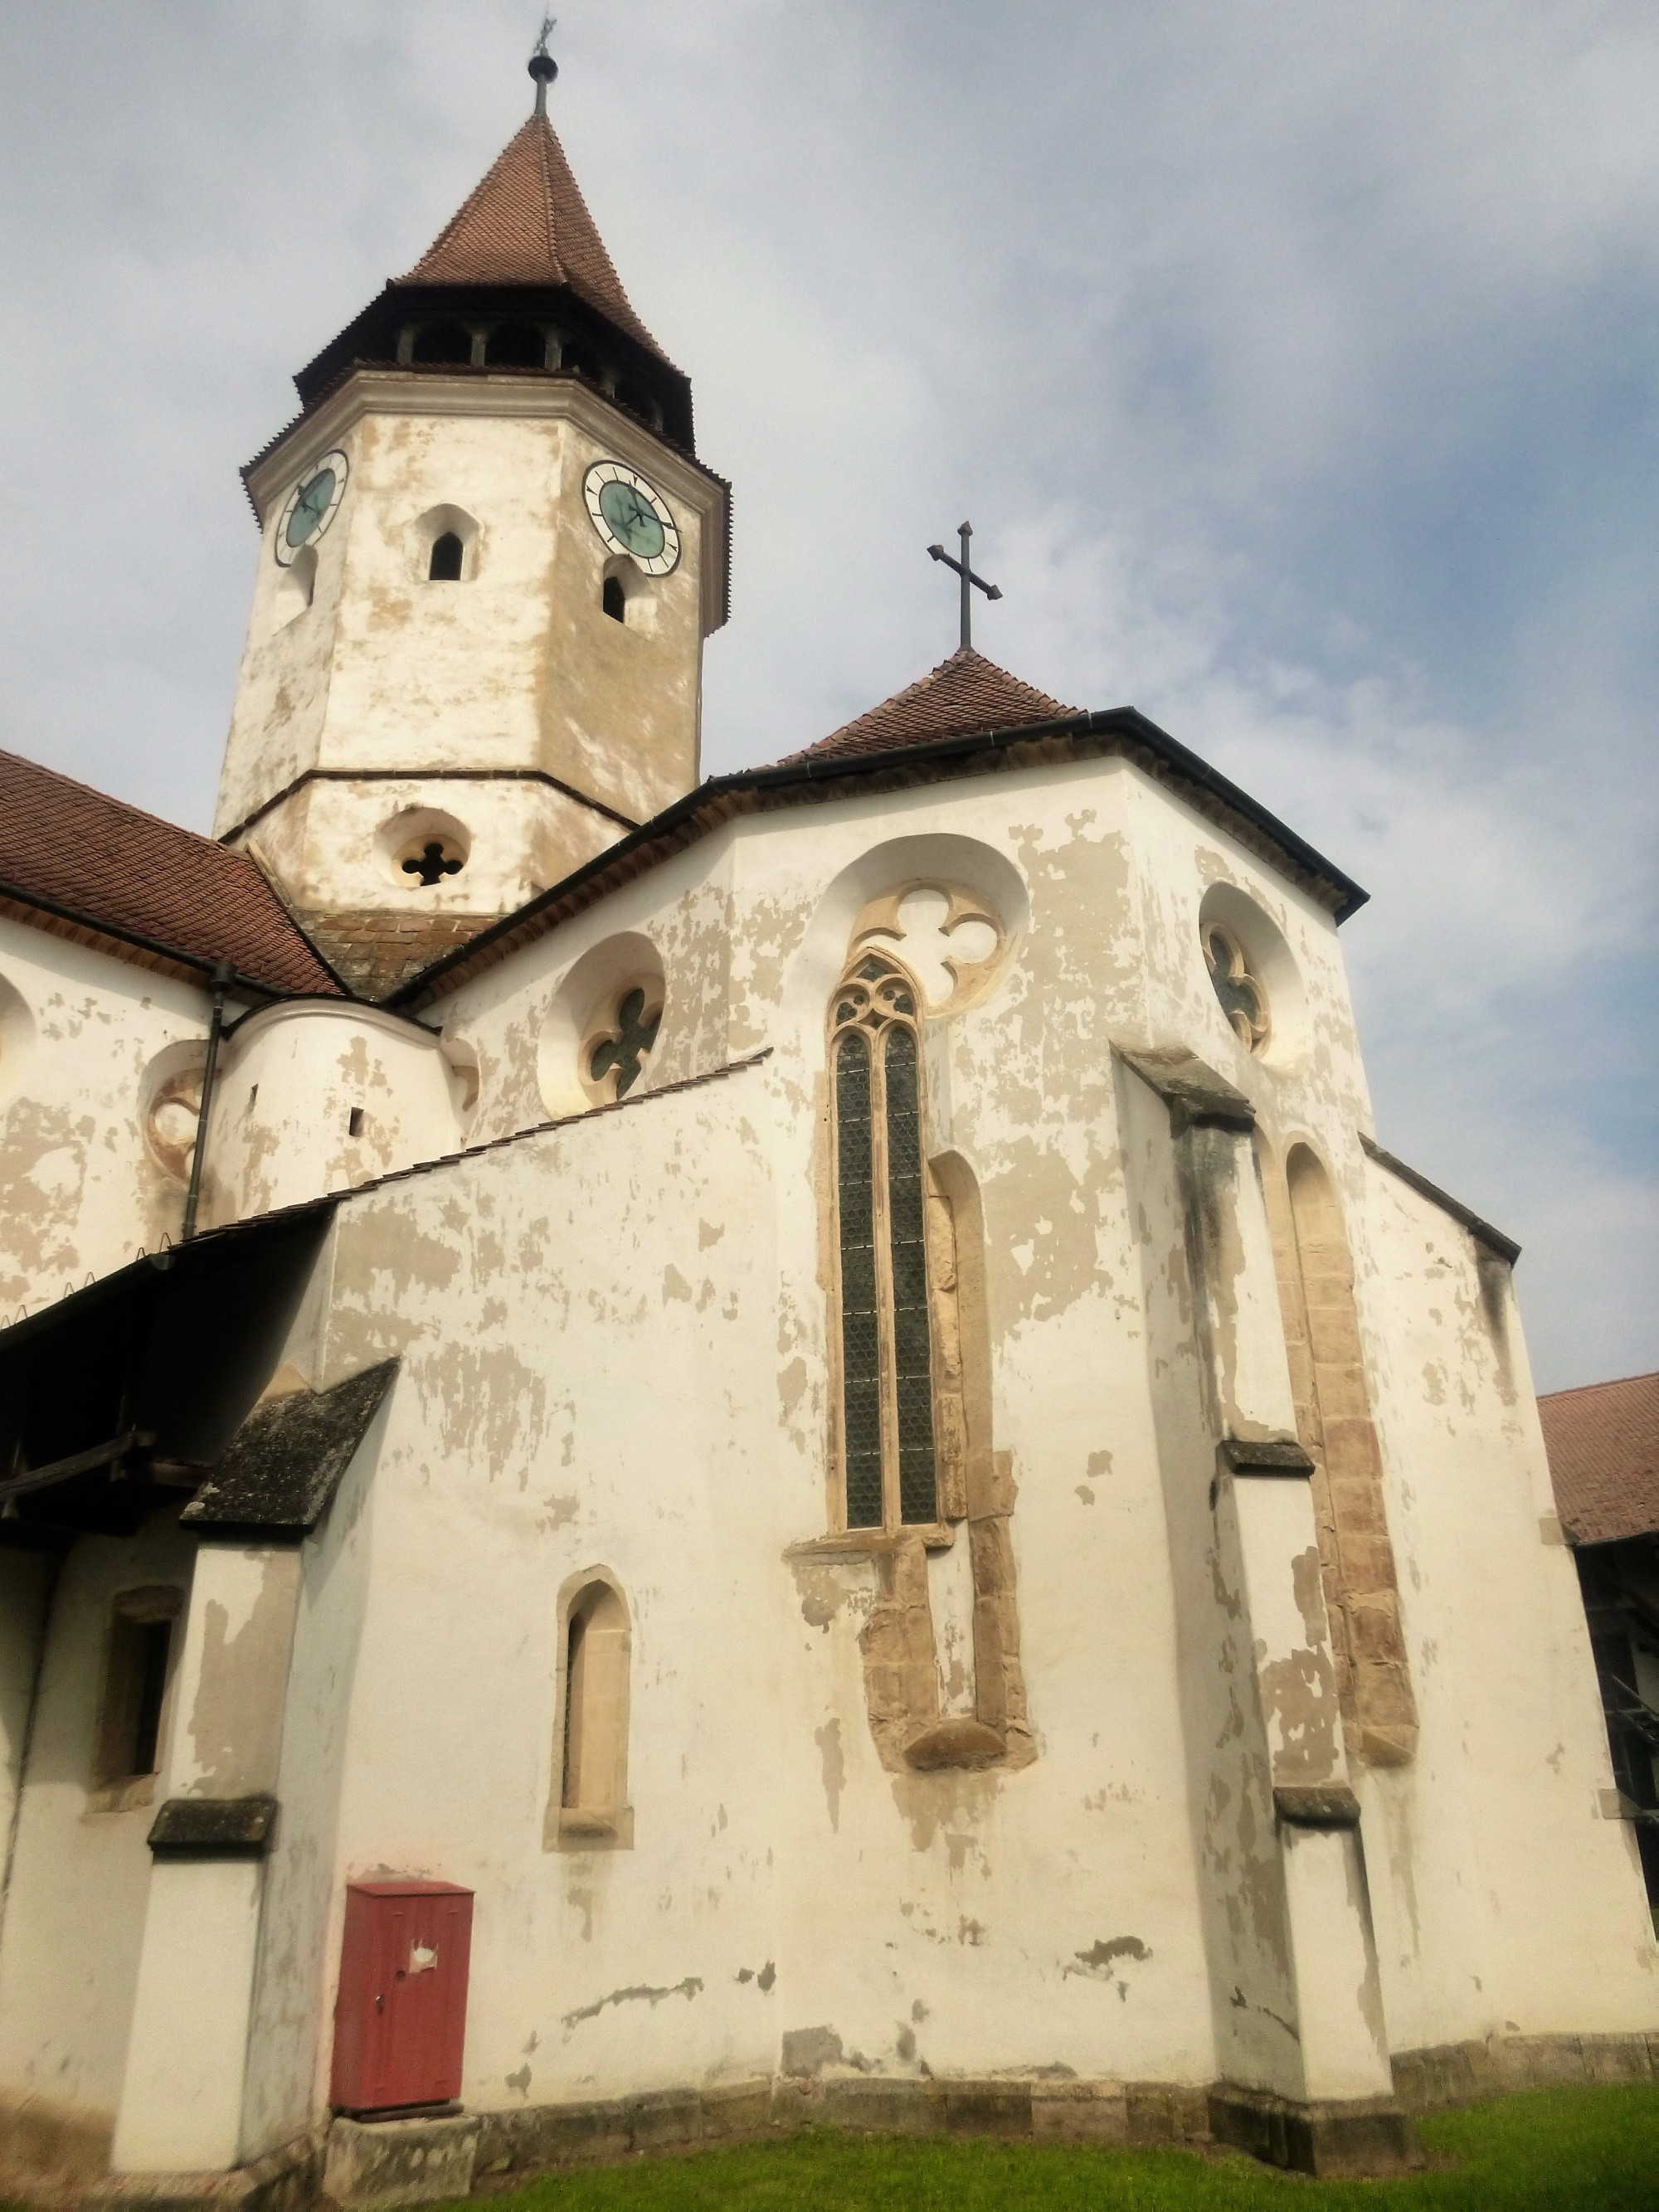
528, 16, 557, 115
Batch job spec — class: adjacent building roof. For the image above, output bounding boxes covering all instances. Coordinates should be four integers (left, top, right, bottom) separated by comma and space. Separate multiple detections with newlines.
790, 649, 1078, 764
1540, 1371, 1659, 1548
0, 749, 343, 999
398, 113, 669, 364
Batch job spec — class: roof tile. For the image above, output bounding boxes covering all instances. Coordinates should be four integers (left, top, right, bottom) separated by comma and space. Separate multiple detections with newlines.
400, 114, 668, 363
786, 648, 1078, 765
1538, 1370, 1659, 1548
0, 749, 343, 998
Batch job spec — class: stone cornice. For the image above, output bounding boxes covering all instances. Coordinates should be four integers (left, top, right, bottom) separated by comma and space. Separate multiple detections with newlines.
243, 366, 732, 635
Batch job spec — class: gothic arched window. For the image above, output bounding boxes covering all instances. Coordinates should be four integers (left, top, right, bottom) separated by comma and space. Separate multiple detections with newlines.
830, 952, 938, 1530
602, 574, 626, 623
428, 532, 464, 582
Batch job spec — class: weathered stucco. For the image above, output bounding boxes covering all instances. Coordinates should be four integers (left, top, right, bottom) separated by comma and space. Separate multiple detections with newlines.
0, 711, 1652, 2182
0, 920, 214, 1312
217, 375, 721, 926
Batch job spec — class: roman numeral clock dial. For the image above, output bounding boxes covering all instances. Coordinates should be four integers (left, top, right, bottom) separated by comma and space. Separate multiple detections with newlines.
583, 460, 680, 576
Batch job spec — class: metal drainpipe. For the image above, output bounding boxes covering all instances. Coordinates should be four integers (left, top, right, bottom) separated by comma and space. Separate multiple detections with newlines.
0, 1551, 63, 1955
181, 960, 234, 1243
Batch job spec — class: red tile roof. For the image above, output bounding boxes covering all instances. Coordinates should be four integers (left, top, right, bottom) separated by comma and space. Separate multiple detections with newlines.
1539, 1371, 1659, 1548
787, 649, 1078, 764
401, 114, 668, 363
0, 749, 343, 998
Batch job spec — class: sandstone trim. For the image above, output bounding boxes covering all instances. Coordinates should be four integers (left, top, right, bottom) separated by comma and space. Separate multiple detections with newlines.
1260, 1136, 1418, 1767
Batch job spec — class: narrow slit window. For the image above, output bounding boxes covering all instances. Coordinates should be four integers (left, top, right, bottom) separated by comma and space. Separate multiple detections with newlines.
602, 575, 626, 623
429, 532, 464, 582
129, 1621, 171, 1777
829, 954, 939, 1532
553, 1580, 631, 1845
560, 1612, 587, 1809
94, 1592, 181, 1794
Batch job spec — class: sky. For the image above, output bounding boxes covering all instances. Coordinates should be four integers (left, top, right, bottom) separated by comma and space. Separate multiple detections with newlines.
0, 1, 1654, 1392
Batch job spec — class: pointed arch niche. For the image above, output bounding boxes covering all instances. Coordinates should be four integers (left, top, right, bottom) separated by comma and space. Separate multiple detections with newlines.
545, 1570, 634, 1850
1262, 1137, 1418, 1767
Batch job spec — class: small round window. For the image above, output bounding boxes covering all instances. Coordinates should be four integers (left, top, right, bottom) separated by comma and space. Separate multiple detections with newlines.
1201, 920, 1269, 1054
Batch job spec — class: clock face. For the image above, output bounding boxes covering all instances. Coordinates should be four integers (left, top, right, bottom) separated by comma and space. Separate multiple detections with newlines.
274, 450, 349, 566
583, 461, 680, 576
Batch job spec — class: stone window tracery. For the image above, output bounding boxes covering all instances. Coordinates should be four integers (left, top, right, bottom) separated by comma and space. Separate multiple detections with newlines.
1202, 919, 1269, 1053
401, 839, 464, 887
850, 882, 1004, 1014
585, 986, 662, 1104
830, 952, 938, 1530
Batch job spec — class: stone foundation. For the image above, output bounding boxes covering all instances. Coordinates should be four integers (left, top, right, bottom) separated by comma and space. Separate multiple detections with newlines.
22, 2034, 1658, 2210
1207, 2085, 1418, 2178
80, 2122, 328, 2212
1392, 2030, 1659, 2110
322, 2117, 479, 2210
469, 2072, 1210, 2185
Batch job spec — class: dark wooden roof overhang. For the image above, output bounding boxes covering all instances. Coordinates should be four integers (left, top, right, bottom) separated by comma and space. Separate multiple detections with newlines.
386, 705, 1370, 1014
0, 1211, 335, 1546
291, 281, 695, 451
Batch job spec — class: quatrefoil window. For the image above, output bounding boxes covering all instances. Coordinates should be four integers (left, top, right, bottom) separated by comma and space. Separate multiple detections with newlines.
402, 839, 464, 887
850, 883, 1003, 1014
586, 987, 662, 1101
1202, 921, 1268, 1053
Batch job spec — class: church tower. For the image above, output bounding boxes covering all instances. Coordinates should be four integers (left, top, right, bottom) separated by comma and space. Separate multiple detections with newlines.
213, 45, 730, 993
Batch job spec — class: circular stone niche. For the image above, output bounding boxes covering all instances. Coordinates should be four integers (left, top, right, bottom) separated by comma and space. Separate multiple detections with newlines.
375, 807, 472, 893
140, 1040, 209, 1183
1196, 882, 1307, 1067
537, 933, 667, 1118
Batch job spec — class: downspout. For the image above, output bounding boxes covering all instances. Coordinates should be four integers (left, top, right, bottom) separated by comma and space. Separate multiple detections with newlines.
0, 1552, 64, 1954
182, 959, 234, 1243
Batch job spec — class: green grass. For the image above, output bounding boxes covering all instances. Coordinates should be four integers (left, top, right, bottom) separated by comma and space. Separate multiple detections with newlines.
460, 2084, 1659, 2210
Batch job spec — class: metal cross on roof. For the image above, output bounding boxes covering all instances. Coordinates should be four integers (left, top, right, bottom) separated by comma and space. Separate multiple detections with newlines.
927, 522, 1002, 653
529, 16, 558, 114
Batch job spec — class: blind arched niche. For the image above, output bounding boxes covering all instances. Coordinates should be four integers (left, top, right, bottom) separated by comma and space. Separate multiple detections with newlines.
1267, 1140, 1418, 1767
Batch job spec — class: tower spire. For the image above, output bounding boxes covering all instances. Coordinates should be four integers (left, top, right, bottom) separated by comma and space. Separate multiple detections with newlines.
529, 16, 557, 117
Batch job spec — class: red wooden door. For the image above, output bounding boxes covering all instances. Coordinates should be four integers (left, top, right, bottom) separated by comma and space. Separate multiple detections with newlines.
330, 1880, 474, 2113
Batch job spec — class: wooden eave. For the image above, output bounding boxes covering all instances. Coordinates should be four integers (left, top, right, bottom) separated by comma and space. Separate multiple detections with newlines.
385, 707, 1370, 1014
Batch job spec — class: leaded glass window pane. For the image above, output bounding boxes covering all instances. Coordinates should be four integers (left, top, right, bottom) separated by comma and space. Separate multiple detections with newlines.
835, 1031, 883, 1528
883, 1028, 937, 1524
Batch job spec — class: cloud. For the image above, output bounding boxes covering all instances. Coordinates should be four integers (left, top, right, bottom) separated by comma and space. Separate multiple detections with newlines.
0, 0, 1652, 1385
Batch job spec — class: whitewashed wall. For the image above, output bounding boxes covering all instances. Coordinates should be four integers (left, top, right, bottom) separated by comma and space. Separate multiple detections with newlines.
0, 919, 212, 1313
